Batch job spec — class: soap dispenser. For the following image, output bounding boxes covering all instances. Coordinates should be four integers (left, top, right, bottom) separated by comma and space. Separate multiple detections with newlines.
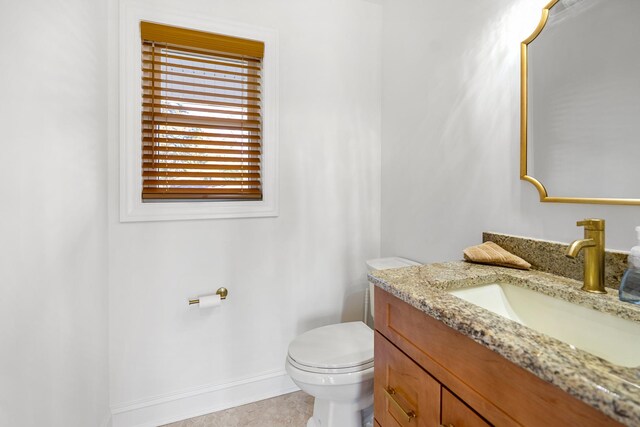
619, 226, 640, 304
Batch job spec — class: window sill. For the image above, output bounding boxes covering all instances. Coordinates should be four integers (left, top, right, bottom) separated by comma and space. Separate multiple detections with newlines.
120, 197, 278, 222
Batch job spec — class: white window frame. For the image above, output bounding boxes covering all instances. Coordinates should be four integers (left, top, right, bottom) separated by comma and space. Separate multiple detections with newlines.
119, 2, 279, 222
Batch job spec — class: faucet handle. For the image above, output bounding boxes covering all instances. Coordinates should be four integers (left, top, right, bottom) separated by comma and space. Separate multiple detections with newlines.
576, 218, 605, 231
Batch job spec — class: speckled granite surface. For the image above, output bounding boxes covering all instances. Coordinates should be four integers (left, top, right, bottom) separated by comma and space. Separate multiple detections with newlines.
369, 262, 640, 425
483, 232, 628, 289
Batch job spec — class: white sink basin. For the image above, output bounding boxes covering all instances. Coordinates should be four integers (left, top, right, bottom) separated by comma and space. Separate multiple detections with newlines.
449, 283, 640, 367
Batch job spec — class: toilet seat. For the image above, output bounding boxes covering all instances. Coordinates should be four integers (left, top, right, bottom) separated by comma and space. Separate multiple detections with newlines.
287, 322, 373, 374
285, 356, 374, 388
287, 355, 373, 374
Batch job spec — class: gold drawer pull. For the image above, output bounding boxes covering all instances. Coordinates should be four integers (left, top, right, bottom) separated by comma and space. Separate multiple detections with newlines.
440, 425, 454, 427
384, 386, 416, 422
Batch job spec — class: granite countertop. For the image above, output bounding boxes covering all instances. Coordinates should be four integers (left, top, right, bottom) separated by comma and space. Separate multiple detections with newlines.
369, 261, 640, 425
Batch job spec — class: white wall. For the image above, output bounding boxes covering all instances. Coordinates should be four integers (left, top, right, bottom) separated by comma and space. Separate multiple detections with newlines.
0, 0, 110, 426
381, 0, 640, 265
108, 0, 381, 424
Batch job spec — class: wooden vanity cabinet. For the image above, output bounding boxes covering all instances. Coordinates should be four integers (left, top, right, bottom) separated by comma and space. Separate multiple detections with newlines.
373, 287, 622, 427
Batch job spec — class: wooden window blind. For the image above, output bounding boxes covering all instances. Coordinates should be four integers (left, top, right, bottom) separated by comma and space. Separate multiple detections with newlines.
141, 21, 264, 201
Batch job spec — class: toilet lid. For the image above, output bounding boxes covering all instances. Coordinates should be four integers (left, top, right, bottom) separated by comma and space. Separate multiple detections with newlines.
287, 322, 373, 370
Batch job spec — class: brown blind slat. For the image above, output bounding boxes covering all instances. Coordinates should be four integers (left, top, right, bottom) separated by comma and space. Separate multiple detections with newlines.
142, 113, 260, 127
143, 193, 262, 200
142, 95, 260, 110
142, 102, 261, 118
142, 121, 260, 132
142, 162, 260, 171
143, 188, 262, 195
145, 187, 261, 195
143, 96, 260, 112
142, 59, 260, 79
142, 137, 260, 148
144, 52, 261, 71
141, 68, 261, 87
142, 154, 260, 163
140, 21, 264, 201
142, 130, 260, 140
142, 87, 260, 102
142, 77, 261, 94
142, 40, 262, 65
143, 146, 260, 156
142, 42, 262, 64
143, 94, 260, 111
142, 122, 260, 134
143, 171, 261, 178
143, 179, 261, 186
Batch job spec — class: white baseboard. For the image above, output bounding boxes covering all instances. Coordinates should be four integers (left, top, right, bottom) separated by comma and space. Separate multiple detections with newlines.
110, 370, 299, 427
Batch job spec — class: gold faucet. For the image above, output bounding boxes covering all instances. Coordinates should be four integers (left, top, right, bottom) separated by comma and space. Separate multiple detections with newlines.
565, 219, 606, 294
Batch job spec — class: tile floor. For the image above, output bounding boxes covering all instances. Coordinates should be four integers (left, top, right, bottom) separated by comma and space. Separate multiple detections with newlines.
163, 391, 314, 427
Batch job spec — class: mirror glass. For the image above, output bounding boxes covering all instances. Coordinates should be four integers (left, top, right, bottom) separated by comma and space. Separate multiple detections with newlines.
524, 0, 640, 202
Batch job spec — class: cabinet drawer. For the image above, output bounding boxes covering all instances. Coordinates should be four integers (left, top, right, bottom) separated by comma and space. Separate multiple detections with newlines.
374, 331, 440, 427
442, 388, 491, 427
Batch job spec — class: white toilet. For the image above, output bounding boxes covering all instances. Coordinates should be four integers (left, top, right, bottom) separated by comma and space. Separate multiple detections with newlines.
285, 257, 420, 427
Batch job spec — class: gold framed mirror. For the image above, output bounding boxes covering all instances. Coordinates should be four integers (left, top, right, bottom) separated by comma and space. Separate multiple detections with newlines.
520, 0, 640, 205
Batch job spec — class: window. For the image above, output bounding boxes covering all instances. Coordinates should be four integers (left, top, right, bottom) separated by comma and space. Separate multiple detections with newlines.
141, 22, 264, 201
118, 7, 278, 222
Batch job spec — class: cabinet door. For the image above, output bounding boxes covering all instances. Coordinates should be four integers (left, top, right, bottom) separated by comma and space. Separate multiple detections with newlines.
441, 388, 492, 427
374, 331, 440, 427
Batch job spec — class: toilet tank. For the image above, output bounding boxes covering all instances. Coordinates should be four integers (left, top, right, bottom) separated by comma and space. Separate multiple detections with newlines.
366, 257, 421, 320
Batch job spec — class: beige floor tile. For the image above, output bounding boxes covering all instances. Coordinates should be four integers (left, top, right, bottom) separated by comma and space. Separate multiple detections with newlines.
162, 391, 313, 427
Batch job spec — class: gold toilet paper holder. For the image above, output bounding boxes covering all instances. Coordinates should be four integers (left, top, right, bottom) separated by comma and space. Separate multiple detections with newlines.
189, 287, 228, 305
